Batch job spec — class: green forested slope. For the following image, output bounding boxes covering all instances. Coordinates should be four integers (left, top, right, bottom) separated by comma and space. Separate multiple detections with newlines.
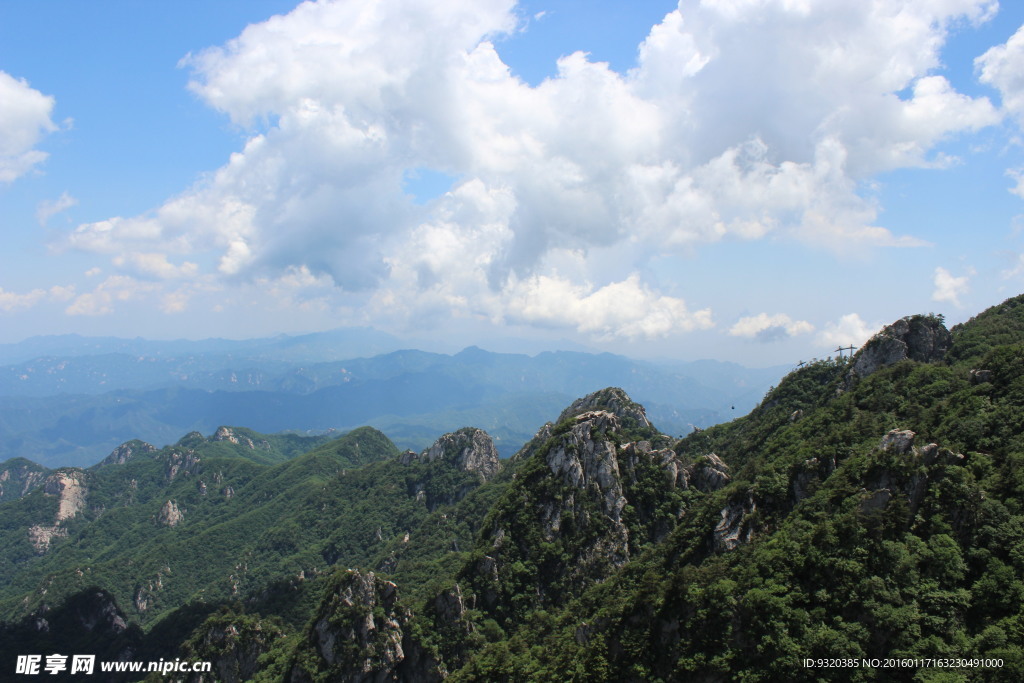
4, 296, 1024, 682
448, 304, 1024, 681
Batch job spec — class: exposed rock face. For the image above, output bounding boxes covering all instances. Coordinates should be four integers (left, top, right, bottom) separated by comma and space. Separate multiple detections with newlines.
969, 368, 993, 384
26, 470, 89, 553
132, 567, 169, 613
546, 411, 629, 531
164, 450, 201, 482
630, 442, 731, 494
468, 395, 681, 620
185, 617, 286, 683
557, 386, 651, 429
402, 428, 500, 482
27, 524, 69, 553
3, 589, 143, 668
0, 460, 48, 502
157, 500, 184, 527
693, 454, 731, 492
397, 430, 497, 509
43, 470, 88, 522
289, 569, 441, 682
96, 440, 157, 467
846, 315, 951, 385
880, 429, 916, 455
714, 494, 756, 552
212, 426, 267, 450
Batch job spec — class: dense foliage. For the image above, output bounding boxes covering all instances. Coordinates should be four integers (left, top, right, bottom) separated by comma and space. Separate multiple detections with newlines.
4, 296, 1024, 681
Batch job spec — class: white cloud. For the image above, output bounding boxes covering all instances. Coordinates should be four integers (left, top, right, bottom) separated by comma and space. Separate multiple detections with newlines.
932, 266, 970, 307
111, 252, 199, 280
36, 192, 78, 227
0, 285, 76, 312
816, 313, 881, 349
502, 273, 713, 340
65, 276, 159, 316
977, 24, 1024, 127
0, 287, 47, 312
1008, 168, 1024, 200
730, 313, 814, 341
63, 0, 1000, 327
0, 71, 58, 182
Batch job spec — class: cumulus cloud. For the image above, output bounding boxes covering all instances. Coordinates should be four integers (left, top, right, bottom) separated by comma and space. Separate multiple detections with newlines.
816, 313, 881, 349
63, 0, 1000, 329
932, 266, 971, 307
0, 71, 59, 182
36, 192, 78, 227
0, 287, 47, 312
65, 276, 159, 316
730, 313, 814, 342
977, 24, 1024, 127
502, 273, 713, 340
0, 285, 76, 313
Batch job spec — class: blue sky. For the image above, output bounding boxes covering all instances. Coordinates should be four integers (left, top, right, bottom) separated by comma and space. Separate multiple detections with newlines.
3, 0, 1024, 366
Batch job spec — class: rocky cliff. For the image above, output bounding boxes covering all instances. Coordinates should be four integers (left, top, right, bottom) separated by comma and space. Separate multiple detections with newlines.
0, 458, 49, 503
461, 388, 702, 625
287, 569, 442, 683
846, 314, 951, 385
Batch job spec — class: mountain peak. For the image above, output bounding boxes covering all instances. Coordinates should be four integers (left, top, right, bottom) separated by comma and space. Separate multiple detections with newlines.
847, 314, 950, 384
556, 387, 651, 431
402, 427, 500, 482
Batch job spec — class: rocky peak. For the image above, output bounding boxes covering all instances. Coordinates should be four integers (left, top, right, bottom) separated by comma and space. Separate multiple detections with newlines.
157, 500, 184, 527
164, 449, 201, 482
184, 614, 286, 683
556, 387, 651, 430
96, 440, 157, 467
0, 459, 49, 502
546, 411, 627, 523
403, 428, 500, 482
212, 426, 260, 449
289, 569, 441, 682
693, 454, 731, 492
847, 315, 951, 385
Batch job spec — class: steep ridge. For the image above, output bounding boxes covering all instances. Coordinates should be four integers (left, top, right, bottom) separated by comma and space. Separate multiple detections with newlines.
0, 458, 50, 504
449, 299, 1024, 680
3, 296, 1024, 680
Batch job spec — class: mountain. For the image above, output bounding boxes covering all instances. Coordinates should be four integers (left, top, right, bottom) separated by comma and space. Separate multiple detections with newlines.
0, 327, 406, 366
0, 344, 784, 467
3, 295, 1024, 680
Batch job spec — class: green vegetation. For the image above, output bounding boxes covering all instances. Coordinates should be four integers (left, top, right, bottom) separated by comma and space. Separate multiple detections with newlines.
4, 295, 1024, 680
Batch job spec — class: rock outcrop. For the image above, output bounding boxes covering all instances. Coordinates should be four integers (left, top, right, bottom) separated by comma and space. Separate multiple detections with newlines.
95, 440, 157, 468
288, 569, 442, 683
157, 500, 184, 527
0, 459, 49, 502
212, 426, 267, 450
846, 315, 951, 386
556, 386, 651, 429
184, 615, 286, 683
27, 470, 89, 553
164, 449, 201, 482
402, 428, 500, 482
44, 470, 88, 522
399, 429, 501, 510
466, 389, 700, 621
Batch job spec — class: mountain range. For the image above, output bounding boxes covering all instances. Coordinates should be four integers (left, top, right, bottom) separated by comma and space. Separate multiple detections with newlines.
1, 295, 1023, 680
0, 334, 784, 467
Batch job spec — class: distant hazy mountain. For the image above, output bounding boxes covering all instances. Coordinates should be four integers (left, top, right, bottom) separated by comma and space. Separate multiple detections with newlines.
0, 332, 785, 467
4, 294, 1024, 679
0, 327, 406, 366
